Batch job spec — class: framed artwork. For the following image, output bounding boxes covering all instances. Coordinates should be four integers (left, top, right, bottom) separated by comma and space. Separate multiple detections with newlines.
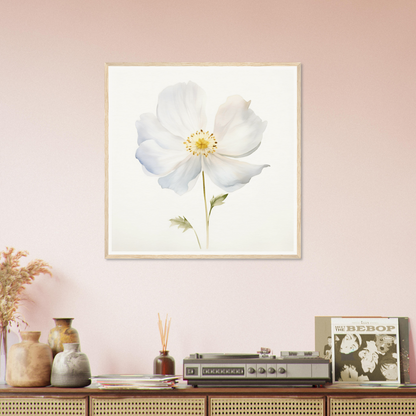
105, 63, 301, 259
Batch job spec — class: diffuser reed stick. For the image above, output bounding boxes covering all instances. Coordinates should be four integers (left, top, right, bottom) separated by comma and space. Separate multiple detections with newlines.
158, 313, 171, 352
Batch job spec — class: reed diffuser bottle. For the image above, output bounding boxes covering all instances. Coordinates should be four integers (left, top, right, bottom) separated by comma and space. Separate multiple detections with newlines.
153, 314, 175, 375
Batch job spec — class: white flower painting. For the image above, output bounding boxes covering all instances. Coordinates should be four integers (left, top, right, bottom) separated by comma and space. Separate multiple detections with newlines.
135, 81, 269, 249
106, 63, 301, 258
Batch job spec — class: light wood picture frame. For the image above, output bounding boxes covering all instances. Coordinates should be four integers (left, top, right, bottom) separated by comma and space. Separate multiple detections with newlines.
105, 63, 301, 259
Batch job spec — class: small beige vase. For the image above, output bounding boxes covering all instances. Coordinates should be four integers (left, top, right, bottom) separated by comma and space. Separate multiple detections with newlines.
6, 331, 53, 387
48, 318, 80, 357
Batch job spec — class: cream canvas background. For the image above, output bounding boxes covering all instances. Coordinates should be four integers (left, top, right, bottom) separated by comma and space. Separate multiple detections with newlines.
107, 65, 299, 255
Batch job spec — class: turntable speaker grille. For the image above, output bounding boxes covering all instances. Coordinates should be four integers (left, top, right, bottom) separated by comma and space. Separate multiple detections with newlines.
91, 397, 206, 416
210, 398, 324, 416
330, 398, 416, 416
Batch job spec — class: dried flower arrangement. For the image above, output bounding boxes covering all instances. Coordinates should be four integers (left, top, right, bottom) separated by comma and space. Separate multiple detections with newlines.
0, 247, 52, 332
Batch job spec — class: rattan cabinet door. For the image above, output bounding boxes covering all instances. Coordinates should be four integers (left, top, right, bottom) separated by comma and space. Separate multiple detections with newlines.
330, 397, 416, 416
0, 397, 87, 415
210, 397, 324, 416
91, 396, 206, 416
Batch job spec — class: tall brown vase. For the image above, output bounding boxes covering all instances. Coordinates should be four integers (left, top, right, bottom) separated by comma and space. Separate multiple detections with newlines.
6, 331, 53, 387
48, 318, 80, 357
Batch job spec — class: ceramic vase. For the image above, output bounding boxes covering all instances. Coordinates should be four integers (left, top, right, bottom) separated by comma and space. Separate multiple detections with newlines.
6, 331, 53, 387
51, 343, 91, 387
153, 351, 175, 375
48, 318, 80, 357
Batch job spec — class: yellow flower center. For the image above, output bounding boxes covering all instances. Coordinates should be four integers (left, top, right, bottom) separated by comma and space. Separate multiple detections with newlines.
195, 138, 209, 150
184, 130, 217, 157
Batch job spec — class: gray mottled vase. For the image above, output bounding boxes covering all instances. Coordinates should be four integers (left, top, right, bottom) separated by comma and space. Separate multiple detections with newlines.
51, 343, 91, 387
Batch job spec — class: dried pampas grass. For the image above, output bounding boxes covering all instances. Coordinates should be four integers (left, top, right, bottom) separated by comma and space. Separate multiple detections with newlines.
0, 247, 52, 331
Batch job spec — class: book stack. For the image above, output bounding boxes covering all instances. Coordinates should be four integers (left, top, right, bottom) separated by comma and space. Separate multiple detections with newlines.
90, 374, 180, 389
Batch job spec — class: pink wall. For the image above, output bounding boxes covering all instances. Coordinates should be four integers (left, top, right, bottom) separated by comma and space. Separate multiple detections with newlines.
1, 0, 416, 380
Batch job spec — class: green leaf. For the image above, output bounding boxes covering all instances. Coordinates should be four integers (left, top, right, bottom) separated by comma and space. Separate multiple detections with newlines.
209, 194, 228, 216
169, 216, 194, 233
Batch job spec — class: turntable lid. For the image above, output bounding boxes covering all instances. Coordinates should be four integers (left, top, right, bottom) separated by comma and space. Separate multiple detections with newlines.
190, 353, 259, 359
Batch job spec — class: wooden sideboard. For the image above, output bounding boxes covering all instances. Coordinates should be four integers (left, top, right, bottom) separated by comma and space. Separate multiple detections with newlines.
1, 384, 416, 416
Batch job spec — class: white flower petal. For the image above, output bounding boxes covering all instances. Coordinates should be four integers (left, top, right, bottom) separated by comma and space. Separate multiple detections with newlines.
135, 140, 188, 176
158, 156, 202, 196
136, 113, 184, 151
214, 95, 267, 158
141, 165, 158, 177
204, 153, 269, 192
186, 174, 199, 193
156, 82, 207, 138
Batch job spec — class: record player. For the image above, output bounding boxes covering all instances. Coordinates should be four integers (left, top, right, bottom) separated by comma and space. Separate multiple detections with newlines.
183, 349, 331, 387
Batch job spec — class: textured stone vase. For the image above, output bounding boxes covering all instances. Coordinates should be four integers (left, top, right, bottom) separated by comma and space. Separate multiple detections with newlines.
48, 318, 80, 357
51, 343, 91, 387
6, 331, 53, 387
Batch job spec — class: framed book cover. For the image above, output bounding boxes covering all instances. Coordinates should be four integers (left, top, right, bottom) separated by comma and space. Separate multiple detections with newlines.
315, 316, 409, 384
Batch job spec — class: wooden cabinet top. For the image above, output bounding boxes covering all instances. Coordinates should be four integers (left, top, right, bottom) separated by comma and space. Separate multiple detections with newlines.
1, 384, 416, 396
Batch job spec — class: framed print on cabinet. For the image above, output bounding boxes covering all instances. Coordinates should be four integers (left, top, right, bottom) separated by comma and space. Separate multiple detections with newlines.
105, 63, 301, 259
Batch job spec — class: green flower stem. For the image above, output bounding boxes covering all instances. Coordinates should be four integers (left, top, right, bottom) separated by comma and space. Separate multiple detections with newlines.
202, 171, 209, 249
193, 229, 202, 249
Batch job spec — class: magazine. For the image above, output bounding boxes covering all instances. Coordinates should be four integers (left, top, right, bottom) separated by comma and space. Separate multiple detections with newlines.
90, 374, 180, 389
331, 317, 400, 384
315, 316, 409, 384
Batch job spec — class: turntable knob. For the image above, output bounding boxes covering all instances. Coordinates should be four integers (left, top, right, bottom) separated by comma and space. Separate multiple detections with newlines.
258, 367, 266, 374
278, 367, 286, 374
248, 367, 256, 374
268, 367, 276, 374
